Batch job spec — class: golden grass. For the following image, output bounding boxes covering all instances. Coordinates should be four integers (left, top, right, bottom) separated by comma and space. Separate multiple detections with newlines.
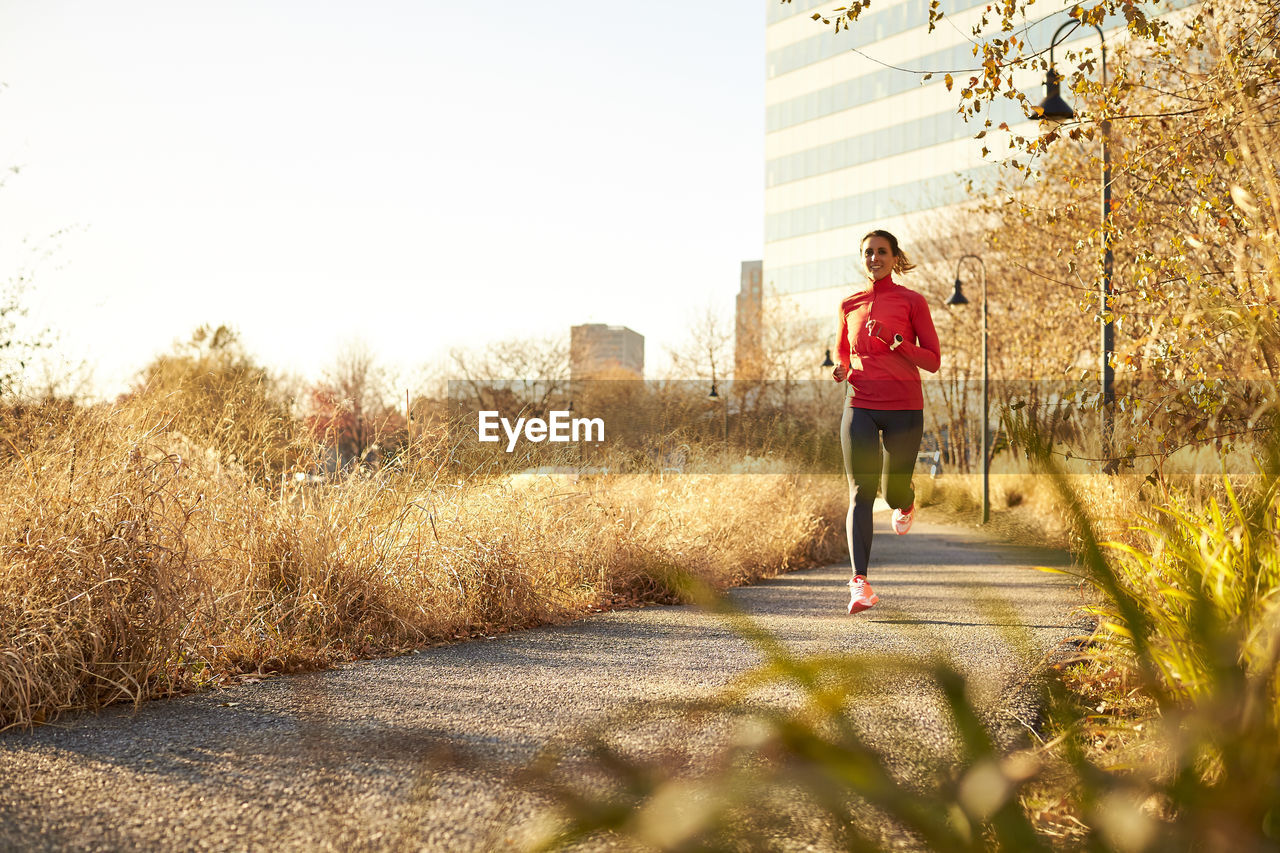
919, 452, 1201, 552
0, 398, 847, 730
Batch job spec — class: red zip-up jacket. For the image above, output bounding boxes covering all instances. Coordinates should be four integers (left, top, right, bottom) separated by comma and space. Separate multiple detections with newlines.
837, 275, 941, 409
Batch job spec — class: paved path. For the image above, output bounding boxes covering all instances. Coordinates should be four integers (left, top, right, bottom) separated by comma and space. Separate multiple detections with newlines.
0, 519, 1086, 852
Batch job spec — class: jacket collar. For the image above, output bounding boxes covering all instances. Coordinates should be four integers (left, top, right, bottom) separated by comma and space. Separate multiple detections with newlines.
867, 274, 895, 293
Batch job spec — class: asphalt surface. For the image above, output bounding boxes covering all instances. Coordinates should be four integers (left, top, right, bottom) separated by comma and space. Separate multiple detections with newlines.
0, 517, 1087, 852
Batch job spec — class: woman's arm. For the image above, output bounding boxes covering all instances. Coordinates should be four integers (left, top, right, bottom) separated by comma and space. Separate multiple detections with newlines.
836, 307, 851, 368
901, 294, 941, 373
833, 306, 853, 382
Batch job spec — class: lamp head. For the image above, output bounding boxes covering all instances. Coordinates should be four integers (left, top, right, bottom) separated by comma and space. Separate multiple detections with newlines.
946, 278, 970, 306
1036, 67, 1075, 121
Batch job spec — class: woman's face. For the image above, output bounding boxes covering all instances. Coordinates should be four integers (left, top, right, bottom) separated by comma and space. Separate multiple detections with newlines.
863, 236, 895, 281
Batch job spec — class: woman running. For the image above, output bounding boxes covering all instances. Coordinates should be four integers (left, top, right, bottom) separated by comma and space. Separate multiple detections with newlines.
832, 230, 941, 614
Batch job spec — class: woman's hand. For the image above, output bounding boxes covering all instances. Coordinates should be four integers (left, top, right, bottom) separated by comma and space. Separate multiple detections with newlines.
865, 320, 906, 351
832, 363, 849, 382
865, 319, 894, 343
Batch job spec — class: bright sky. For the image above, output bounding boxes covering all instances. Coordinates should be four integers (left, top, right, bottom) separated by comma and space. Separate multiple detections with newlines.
0, 1, 765, 398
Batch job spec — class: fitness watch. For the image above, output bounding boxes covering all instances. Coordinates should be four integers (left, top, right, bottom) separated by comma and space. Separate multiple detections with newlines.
890, 334, 904, 351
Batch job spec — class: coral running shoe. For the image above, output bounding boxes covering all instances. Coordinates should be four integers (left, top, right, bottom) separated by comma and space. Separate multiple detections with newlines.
847, 576, 879, 614
892, 505, 915, 535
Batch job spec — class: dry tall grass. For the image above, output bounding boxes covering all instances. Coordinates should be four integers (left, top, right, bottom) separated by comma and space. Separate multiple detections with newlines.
0, 396, 846, 730
919, 444, 1252, 552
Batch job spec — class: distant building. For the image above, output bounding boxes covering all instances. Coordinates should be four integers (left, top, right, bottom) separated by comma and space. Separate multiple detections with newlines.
570, 324, 645, 380
735, 260, 764, 380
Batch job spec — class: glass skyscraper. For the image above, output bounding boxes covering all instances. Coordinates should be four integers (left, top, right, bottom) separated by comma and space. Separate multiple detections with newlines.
763, 0, 1025, 319
763, 0, 1189, 328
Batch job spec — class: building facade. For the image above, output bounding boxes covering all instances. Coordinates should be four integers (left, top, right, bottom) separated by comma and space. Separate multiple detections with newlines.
763, 0, 1197, 330
570, 324, 645, 380
764, 0, 1029, 326
762, 0, 1176, 352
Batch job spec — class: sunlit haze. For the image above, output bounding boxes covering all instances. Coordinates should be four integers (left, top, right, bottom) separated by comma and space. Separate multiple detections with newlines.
0, 1, 765, 397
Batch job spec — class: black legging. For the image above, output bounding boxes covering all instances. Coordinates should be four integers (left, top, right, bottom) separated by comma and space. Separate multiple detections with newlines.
840, 406, 924, 578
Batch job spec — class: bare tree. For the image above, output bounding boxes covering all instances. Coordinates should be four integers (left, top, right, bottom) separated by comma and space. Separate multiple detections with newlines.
446, 334, 571, 415
324, 339, 389, 421
18, 353, 95, 402
311, 338, 398, 467
664, 304, 734, 385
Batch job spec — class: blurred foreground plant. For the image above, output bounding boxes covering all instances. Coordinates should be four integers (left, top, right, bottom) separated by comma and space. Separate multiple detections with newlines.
1013, 405, 1280, 850
521, 414, 1280, 851
1007, 409, 1280, 850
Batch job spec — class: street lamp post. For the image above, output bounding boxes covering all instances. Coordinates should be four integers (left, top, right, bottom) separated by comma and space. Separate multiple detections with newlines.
946, 256, 989, 524
1038, 20, 1114, 453
708, 370, 727, 444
